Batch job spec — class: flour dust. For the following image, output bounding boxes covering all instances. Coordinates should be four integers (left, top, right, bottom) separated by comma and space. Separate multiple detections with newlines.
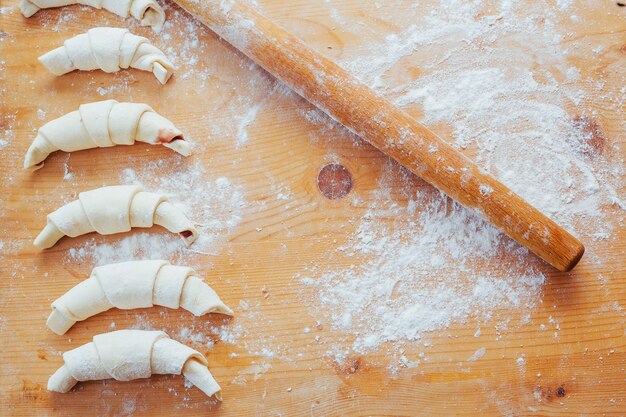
300, 0, 625, 357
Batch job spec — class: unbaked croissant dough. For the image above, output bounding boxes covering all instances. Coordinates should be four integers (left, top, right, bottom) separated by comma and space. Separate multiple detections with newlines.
48, 260, 234, 335
34, 185, 198, 249
24, 100, 191, 171
39, 27, 174, 84
19, 0, 166, 32
48, 330, 222, 399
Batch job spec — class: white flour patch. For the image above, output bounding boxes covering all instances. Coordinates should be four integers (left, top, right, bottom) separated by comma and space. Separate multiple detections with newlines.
161, 8, 210, 81
177, 325, 216, 349
468, 347, 486, 362
67, 233, 185, 266
211, 322, 243, 345
236, 101, 264, 146
231, 362, 272, 385
234, 78, 283, 147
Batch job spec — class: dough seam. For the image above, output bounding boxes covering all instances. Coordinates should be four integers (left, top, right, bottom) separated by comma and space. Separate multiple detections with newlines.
34, 185, 198, 249
48, 330, 222, 399
39, 28, 174, 83
62, 43, 78, 70
19, 0, 166, 32
24, 100, 191, 170
47, 260, 233, 335
36, 131, 56, 150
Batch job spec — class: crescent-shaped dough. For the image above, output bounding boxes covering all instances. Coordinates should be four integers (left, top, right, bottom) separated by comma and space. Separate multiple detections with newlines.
24, 99, 192, 171
39, 27, 174, 84
47, 260, 234, 335
19, 0, 165, 32
48, 330, 222, 400
34, 185, 198, 249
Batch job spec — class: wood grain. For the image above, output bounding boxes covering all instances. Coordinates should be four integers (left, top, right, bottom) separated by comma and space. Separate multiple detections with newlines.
1, 0, 625, 416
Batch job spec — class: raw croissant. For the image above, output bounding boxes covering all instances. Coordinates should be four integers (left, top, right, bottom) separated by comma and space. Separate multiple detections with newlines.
34, 185, 198, 249
48, 260, 234, 335
19, 0, 166, 32
48, 330, 222, 399
39, 27, 174, 84
24, 99, 191, 171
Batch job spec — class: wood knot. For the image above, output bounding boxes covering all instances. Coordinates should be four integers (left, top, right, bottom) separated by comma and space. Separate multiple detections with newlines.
317, 163, 353, 199
534, 385, 567, 402
572, 115, 605, 156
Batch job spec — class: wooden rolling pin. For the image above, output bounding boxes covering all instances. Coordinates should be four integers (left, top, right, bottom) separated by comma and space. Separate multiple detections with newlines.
174, 0, 584, 271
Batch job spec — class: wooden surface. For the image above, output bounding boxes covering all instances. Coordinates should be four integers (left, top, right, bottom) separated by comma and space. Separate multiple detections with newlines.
1, 0, 625, 416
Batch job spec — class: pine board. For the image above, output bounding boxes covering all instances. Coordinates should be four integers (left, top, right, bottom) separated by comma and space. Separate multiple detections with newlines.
1, 1, 625, 416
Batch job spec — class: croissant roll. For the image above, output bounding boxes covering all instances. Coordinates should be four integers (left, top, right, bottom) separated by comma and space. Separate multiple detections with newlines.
48, 330, 222, 400
24, 100, 191, 171
34, 185, 198, 249
47, 260, 234, 335
19, 0, 166, 32
39, 28, 174, 83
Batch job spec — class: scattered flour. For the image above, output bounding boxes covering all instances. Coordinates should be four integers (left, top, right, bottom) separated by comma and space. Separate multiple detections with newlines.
67, 232, 185, 266
2, 0, 624, 402
468, 347, 486, 362
236, 101, 264, 146
177, 325, 216, 349
0, 112, 16, 150
65, 159, 245, 265
236, 100, 266, 146
305, 177, 547, 351
161, 8, 209, 81
300, 0, 624, 356
231, 362, 272, 385
211, 322, 243, 345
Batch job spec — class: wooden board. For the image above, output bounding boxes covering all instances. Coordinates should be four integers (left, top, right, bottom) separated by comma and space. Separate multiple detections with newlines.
1, 0, 625, 416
